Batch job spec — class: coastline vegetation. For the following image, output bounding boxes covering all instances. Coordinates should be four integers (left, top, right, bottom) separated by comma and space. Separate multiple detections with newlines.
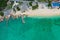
32, 4, 38, 10
16, 7, 20, 11
0, 0, 8, 11
0, 11, 4, 16
32, 2, 38, 10
48, 0, 52, 8
29, 2, 32, 6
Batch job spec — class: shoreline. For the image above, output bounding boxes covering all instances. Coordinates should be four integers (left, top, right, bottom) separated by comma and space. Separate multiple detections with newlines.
0, 9, 60, 22
15, 9, 60, 17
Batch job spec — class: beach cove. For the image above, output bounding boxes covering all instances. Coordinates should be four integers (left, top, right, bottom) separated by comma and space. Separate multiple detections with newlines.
1, 0, 60, 40
0, 15, 60, 40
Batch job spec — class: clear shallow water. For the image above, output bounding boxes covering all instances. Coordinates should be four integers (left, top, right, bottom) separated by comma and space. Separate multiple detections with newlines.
0, 16, 60, 40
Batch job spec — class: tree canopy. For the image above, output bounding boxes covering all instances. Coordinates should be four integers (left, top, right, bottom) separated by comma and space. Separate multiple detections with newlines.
0, 0, 8, 11
0, 11, 4, 16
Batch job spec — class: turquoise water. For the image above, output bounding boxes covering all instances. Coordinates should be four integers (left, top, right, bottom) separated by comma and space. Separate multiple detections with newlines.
0, 16, 60, 40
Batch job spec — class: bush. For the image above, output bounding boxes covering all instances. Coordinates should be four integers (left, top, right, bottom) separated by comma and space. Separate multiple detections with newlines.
0, 0, 8, 11
48, 1, 52, 8
29, 2, 32, 6
19, 2, 23, 5
0, 11, 4, 16
6, 4, 12, 9
16, 7, 20, 11
32, 4, 38, 10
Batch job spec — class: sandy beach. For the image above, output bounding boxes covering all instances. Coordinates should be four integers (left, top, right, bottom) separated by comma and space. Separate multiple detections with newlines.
14, 9, 60, 17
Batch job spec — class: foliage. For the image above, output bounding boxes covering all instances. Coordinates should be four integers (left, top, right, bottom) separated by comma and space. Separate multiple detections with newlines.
0, 11, 4, 16
6, 4, 12, 9
19, 2, 23, 5
0, 0, 8, 11
32, 4, 38, 10
29, 2, 32, 6
16, 7, 20, 11
48, 0, 52, 7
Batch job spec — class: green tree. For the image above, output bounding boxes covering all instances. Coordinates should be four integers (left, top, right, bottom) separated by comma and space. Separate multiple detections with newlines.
48, 0, 52, 8
32, 2, 38, 10
0, 0, 8, 11
0, 11, 4, 16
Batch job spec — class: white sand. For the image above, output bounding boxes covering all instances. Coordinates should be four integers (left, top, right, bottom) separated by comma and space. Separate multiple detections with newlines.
14, 9, 60, 17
